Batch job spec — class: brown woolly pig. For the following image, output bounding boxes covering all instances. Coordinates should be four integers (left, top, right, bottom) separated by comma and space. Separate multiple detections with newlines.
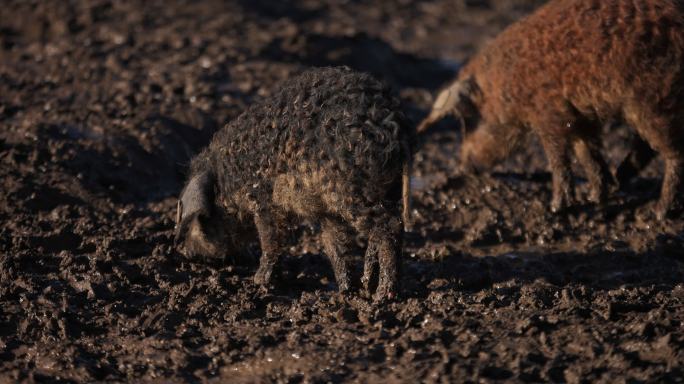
418, 0, 684, 218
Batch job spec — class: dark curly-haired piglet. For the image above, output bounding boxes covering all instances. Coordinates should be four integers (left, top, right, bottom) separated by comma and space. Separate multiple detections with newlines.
175, 67, 413, 301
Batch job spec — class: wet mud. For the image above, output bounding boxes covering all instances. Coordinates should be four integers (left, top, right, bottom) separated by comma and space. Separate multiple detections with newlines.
1, 0, 683, 382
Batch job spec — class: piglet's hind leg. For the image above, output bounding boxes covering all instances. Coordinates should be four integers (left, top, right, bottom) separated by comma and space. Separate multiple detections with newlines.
363, 214, 402, 302
321, 218, 352, 293
573, 137, 616, 204
657, 155, 683, 219
539, 133, 575, 213
627, 111, 684, 219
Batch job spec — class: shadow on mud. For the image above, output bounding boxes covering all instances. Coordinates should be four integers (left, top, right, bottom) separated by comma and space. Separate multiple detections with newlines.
157, 225, 684, 300
261, 32, 457, 90
396, 221, 684, 304
35, 113, 217, 204
236, 0, 324, 22
236, 0, 458, 90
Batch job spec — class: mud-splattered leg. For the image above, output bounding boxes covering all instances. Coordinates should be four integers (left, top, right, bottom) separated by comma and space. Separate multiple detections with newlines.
362, 213, 402, 301
657, 154, 683, 219
321, 218, 352, 293
539, 133, 575, 212
362, 244, 378, 294
627, 111, 683, 219
615, 135, 657, 188
573, 137, 616, 204
253, 206, 282, 287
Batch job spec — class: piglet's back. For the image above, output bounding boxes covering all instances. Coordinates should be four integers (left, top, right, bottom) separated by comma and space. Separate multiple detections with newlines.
204, 66, 411, 197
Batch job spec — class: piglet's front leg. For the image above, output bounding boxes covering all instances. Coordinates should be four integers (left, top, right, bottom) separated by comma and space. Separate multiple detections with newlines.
538, 126, 575, 213
253, 204, 282, 287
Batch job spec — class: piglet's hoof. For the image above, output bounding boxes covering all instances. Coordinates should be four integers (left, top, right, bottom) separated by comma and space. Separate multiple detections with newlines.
372, 281, 398, 303
372, 290, 397, 304
253, 266, 275, 287
337, 279, 351, 294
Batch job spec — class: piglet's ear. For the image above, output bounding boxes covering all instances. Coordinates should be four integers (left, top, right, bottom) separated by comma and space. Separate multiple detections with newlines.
179, 171, 214, 221
417, 76, 481, 134
174, 171, 214, 245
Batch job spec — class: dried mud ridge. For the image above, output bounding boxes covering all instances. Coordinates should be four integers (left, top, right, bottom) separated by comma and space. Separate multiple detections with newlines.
1, 1, 683, 382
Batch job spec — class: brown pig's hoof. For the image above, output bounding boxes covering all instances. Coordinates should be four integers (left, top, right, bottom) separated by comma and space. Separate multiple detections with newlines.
655, 200, 683, 221
550, 198, 569, 214
655, 202, 667, 221
588, 180, 616, 205
550, 187, 576, 214
588, 190, 603, 205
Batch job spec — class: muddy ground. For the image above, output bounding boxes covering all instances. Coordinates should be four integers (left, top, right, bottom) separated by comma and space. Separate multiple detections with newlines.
1, 0, 684, 382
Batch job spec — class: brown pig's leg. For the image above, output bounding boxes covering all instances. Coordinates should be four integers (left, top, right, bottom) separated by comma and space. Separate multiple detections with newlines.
540, 134, 575, 212
253, 206, 282, 287
627, 109, 683, 218
657, 154, 683, 219
615, 135, 657, 188
321, 218, 352, 293
573, 137, 616, 204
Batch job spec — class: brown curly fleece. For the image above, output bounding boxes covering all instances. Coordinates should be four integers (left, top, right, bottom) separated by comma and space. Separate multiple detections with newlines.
419, 0, 684, 218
